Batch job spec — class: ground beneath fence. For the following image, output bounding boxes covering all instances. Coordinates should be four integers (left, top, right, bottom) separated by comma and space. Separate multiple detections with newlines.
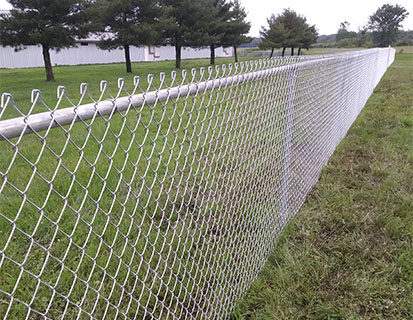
233, 53, 413, 319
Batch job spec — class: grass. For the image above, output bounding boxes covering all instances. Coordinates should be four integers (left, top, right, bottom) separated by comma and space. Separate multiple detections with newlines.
0, 50, 410, 319
394, 46, 413, 54
232, 53, 413, 319
0, 55, 292, 319
0, 56, 250, 118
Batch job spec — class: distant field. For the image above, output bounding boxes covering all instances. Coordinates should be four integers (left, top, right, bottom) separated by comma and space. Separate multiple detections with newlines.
305, 46, 413, 55
393, 45, 413, 54
238, 46, 413, 58
233, 53, 413, 319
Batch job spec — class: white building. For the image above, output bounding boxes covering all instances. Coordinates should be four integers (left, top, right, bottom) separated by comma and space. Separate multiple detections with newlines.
0, 36, 233, 69
0, 9, 233, 69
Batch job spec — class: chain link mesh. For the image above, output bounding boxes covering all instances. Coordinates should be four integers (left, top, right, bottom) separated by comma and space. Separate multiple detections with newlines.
0, 48, 395, 319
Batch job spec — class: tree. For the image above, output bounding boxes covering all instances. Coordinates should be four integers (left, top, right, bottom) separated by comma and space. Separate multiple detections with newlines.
336, 21, 357, 42
367, 4, 409, 47
161, 0, 216, 69
0, 0, 88, 81
260, 9, 317, 57
276, 9, 316, 56
259, 16, 289, 57
297, 24, 318, 55
92, 0, 162, 73
223, 0, 251, 63
339, 21, 350, 31
204, 0, 231, 65
355, 28, 373, 48
205, 0, 251, 65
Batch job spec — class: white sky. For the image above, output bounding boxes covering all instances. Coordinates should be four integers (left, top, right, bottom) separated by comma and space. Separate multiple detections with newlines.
0, 0, 412, 37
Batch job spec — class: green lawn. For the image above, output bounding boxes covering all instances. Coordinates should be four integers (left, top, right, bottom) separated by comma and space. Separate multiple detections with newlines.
232, 53, 413, 319
0, 55, 290, 319
1, 52, 411, 319
0, 56, 249, 118
0, 57, 230, 319
0, 55, 270, 118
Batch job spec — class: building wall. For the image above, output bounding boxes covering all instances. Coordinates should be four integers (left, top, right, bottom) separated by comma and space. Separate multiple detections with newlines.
0, 44, 146, 69
145, 45, 233, 62
0, 44, 233, 69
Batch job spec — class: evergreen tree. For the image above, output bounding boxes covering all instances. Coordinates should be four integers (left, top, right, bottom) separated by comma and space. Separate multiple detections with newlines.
297, 24, 318, 55
259, 15, 289, 57
260, 9, 317, 57
91, 0, 162, 73
222, 0, 251, 63
276, 9, 308, 56
0, 0, 89, 81
205, 0, 232, 65
161, 0, 215, 69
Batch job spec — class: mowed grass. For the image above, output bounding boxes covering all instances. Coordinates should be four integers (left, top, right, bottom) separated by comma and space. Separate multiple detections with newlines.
1, 51, 410, 319
394, 46, 413, 54
0, 56, 251, 118
0, 55, 293, 318
232, 53, 413, 319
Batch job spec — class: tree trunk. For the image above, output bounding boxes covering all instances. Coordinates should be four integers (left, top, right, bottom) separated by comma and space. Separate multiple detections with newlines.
124, 45, 132, 73
291, 47, 294, 56
175, 45, 182, 69
298, 47, 302, 56
282, 47, 286, 57
210, 44, 215, 65
233, 45, 238, 63
269, 47, 274, 58
41, 44, 55, 82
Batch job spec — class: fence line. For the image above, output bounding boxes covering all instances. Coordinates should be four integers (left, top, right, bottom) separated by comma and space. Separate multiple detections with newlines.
0, 48, 394, 319
0, 55, 337, 141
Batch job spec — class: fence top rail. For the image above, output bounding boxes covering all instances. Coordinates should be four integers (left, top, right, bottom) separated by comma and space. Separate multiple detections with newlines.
0, 48, 392, 142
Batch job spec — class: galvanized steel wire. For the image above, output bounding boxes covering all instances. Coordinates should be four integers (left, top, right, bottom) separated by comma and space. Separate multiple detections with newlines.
0, 48, 395, 319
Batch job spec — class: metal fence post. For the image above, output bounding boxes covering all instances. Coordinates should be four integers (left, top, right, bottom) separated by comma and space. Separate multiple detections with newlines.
387, 45, 391, 68
279, 65, 297, 227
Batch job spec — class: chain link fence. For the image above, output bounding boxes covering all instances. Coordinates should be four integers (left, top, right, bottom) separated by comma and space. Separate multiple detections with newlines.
0, 48, 394, 319
237, 48, 275, 58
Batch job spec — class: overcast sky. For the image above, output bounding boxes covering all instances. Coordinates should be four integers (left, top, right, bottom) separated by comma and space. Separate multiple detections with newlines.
0, 0, 412, 36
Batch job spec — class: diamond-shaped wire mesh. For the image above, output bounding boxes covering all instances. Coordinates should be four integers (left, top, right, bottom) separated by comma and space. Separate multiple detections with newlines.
0, 48, 394, 319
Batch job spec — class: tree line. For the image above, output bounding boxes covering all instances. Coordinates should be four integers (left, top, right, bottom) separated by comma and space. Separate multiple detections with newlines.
316, 4, 409, 49
0, 0, 251, 81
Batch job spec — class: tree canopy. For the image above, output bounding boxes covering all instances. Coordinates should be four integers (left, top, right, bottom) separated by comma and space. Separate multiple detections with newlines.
367, 4, 409, 47
203, 0, 250, 64
259, 15, 289, 57
221, 0, 251, 63
336, 21, 357, 42
91, 0, 162, 73
161, 0, 217, 68
0, 0, 89, 81
205, 0, 232, 65
161, 0, 250, 67
260, 9, 317, 57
